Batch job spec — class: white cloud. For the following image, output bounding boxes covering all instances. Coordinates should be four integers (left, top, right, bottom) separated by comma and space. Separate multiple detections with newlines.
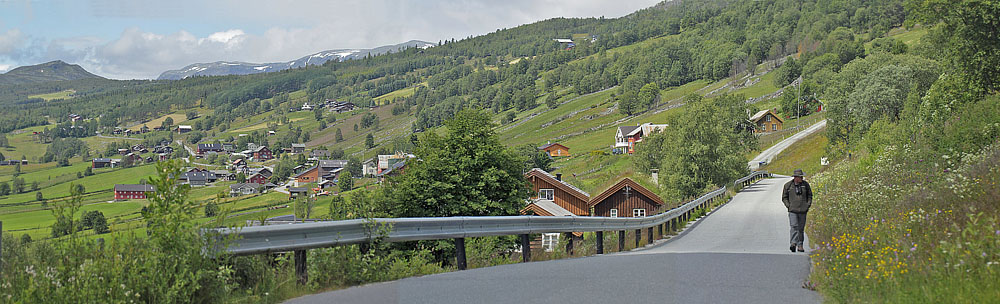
0, 64, 11, 73
4, 0, 661, 79
0, 29, 25, 55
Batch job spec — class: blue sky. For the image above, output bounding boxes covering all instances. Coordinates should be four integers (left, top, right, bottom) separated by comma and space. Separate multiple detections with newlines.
0, 0, 661, 79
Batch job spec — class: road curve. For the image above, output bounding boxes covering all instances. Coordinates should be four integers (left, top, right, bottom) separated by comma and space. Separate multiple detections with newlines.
285, 177, 819, 304
749, 119, 826, 170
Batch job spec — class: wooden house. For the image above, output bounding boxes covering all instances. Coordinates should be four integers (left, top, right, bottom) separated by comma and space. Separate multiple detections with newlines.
589, 178, 664, 218
538, 142, 570, 157
750, 109, 784, 133
251, 146, 273, 160
114, 184, 156, 200
521, 168, 590, 216
614, 123, 668, 154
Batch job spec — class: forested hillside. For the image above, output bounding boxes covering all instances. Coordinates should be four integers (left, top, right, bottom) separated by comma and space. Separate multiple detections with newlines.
6, 0, 996, 302
0, 0, 903, 139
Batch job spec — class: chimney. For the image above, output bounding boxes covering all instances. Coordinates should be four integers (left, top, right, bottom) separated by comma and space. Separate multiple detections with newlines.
556, 173, 562, 181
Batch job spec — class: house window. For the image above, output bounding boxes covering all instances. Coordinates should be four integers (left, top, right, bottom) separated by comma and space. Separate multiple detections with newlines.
541, 233, 560, 252
765, 115, 771, 122
772, 124, 777, 131
539, 189, 554, 200
609, 209, 618, 218
633, 208, 646, 217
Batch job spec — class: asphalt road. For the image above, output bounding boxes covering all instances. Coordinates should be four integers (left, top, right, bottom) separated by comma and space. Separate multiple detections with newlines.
749, 119, 826, 170
286, 177, 820, 304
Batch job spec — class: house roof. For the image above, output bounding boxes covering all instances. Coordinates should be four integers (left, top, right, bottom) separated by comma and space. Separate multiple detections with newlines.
114, 184, 156, 192
210, 170, 231, 175
588, 178, 665, 208
291, 143, 306, 148
553, 38, 574, 43
198, 143, 223, 150
618, 126, 639, 137
524, 168, 590, 202
523, 199, 574, 216
377, 160, 407, 177
750, 109, 784, 123
177, 125, 192, 129
288, 187, 309, 193
319, 159, 349, 168
537, 143, 569, 151
252, 146, 270, 152
93, 158, 111, 163
182, 171, 216, 181
230, 183, 261, 190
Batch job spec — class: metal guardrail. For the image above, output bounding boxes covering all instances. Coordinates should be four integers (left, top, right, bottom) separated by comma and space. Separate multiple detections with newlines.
735, 171, 771, 188
207, 171, 771, 283
213, 186, 729, 255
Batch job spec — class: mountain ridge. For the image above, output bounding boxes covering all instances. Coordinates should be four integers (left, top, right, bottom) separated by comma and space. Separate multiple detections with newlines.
157, 40, 436, 80
0, 60, 104, 85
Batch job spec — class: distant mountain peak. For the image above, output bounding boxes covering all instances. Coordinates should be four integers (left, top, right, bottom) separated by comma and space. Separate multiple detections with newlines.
157, 40, 436, 80
0, 60, 103, 85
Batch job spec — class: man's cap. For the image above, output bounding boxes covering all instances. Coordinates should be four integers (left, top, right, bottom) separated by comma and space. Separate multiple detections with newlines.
793, 169, 805, 177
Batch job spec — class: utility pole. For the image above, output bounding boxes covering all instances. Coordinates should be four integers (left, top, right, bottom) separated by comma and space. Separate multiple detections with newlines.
797, 75, 802, 130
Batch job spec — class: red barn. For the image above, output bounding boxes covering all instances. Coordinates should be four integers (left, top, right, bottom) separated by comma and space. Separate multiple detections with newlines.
114, 184, 156, 200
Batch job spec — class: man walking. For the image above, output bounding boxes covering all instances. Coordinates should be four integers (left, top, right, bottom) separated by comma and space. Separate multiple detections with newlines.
782, 169, 812, 252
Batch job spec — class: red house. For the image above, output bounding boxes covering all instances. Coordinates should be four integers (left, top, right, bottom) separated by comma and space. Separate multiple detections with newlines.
114, 184, 156, 200
252, 146, 273, 161
248, 173, 268, 184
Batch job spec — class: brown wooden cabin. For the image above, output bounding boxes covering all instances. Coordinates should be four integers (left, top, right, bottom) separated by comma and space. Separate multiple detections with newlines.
538, 142, 571, 157
750, 109, 784, 133
589, 178, 664, 218
520, 168, 590, 250
520, 168, 590, 216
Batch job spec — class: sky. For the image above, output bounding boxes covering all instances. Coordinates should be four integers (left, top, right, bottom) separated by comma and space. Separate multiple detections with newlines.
0, 0, 661, 79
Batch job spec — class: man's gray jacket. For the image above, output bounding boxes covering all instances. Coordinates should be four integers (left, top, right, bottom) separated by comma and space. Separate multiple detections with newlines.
782, 180, 813, 213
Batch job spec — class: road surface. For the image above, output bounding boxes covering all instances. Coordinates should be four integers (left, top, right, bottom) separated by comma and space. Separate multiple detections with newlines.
749, 119, 826, 170
286, 176, 819, 304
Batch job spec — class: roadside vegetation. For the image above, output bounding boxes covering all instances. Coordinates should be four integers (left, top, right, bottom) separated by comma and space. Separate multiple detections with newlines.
806, 1, 1000, 301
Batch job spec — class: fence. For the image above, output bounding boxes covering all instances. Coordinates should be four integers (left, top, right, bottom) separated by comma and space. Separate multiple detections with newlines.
207, 171, 770, 284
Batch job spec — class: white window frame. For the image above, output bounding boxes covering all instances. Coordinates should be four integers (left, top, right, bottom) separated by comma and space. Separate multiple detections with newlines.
541, 233, 560, 252
609, 209, 618, 218
772, 123, 777, 131
633, 208, 646, 217
539, 189, 554, 201
765, 115, 771, 122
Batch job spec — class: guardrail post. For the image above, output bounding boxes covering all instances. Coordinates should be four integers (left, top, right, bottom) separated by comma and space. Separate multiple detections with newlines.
565, 233, 575, 256
595, 231, 604, 254
635, 229, 641, 248
1, 221, 3, 262
455, 238, 467, 270
618, 230, 625, 252
647, 227, 654, 245
521, 234, 531, 262
294, 249, 307, 285
658, 223, 663, 239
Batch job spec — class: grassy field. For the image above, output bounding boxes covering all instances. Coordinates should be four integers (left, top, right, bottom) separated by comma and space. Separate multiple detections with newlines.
374, 84, 423, 104
0, 163, 156, 206
28, 89, 75, 101
130, 113, 188, 131
760, 125, 829, 177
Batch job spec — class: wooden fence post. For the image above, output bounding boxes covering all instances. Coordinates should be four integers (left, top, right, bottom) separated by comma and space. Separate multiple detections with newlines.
565, 232, 574, 256
455, 238, 467, 270
658, 223, 663, 239
294, 249, 308, 285
647, 227, 654, 245
618, 230, 625, 252
635, 229, 641, 248
595, 231, 604, 254
521, 234, 531, 262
